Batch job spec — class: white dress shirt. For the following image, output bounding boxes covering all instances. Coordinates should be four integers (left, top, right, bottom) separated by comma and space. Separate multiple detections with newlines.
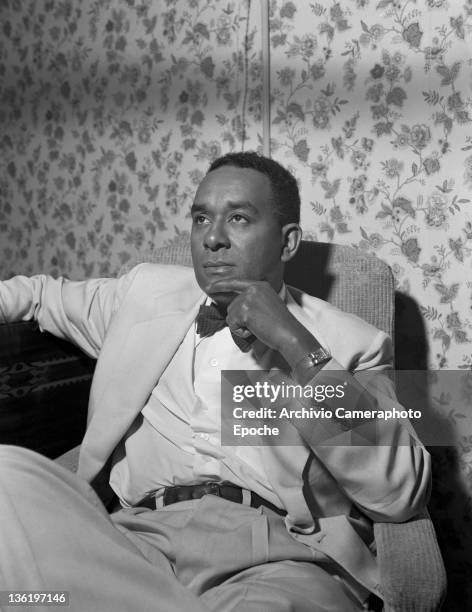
109, 286, 311, 510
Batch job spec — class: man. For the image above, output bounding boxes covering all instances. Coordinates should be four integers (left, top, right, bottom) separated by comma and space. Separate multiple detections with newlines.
0, 152, 430, 611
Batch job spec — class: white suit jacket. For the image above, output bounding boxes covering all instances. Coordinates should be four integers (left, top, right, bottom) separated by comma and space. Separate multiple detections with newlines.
0, 263, 431, 600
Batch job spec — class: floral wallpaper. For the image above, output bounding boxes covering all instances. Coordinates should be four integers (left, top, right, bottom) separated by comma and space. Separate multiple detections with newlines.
0, 0, 262, 278
266, 4, 472, 605
1, 0, 472, 606
269, 0, 472, 375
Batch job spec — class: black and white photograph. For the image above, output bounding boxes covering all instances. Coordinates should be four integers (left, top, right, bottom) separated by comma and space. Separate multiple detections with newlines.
1, 0, 470, 610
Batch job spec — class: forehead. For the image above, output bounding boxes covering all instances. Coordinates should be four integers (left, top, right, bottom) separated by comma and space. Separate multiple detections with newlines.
194, 166, 274, 211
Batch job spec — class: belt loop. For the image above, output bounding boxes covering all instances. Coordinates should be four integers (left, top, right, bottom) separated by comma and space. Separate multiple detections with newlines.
241, 489, 251, 506
154, 494, 165, 509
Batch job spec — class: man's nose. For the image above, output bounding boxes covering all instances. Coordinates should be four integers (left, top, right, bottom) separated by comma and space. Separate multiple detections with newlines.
203, 221, 230, 250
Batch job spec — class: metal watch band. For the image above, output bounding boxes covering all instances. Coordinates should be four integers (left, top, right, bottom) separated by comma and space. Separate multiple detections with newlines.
292, 346, 331, 381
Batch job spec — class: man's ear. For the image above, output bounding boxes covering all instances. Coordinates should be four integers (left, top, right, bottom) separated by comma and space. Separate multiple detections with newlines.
281, 224, 302, 262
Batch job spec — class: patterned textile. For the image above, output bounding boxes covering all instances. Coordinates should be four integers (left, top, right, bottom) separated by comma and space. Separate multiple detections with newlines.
0, 321, 93, 458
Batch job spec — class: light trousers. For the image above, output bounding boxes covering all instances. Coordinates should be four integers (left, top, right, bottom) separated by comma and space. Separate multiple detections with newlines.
0, 446, 362, 612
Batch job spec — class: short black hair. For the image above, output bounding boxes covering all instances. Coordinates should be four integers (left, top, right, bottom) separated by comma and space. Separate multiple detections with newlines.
207, 151, 300, 226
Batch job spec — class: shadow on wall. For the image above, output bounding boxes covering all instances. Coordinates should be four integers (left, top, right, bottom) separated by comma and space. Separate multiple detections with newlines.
395, 293, 472, 610
288, 242, 472, 608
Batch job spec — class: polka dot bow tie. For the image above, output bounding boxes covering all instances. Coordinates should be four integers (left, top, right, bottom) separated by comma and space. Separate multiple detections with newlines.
196, 303, 255, 353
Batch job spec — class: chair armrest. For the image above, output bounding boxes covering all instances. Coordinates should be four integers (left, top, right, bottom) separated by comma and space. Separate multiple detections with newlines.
374, 512, 446, 611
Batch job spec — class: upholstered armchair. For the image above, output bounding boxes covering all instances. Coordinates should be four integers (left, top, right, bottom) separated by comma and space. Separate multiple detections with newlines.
0, 241, 446, 611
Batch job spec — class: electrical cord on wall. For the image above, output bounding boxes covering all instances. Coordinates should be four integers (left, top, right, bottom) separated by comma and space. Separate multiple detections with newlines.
260, 0, 270, 157
240, 0, 251, 152
241, 0, 271, 156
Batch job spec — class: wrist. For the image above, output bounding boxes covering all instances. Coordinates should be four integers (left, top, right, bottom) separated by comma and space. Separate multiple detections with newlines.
276, 319, 326, 371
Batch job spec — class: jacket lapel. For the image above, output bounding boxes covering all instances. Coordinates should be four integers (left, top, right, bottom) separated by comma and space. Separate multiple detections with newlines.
78, 285, 204, 481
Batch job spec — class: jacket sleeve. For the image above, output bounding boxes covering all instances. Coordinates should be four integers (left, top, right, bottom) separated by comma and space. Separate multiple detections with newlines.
0, 268, 142, 359
288, 331, 431, 523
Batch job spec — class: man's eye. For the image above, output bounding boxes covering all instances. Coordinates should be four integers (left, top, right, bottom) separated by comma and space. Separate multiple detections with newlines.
230, 214, 248, 223
193, 215, 209, 224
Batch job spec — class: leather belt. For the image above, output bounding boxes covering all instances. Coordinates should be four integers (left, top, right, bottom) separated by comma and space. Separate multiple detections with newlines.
134, 481, 286, 517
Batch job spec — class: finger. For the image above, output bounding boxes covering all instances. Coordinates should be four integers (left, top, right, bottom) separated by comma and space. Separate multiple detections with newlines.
229, 326, 252, 338
226, 304, 251, 337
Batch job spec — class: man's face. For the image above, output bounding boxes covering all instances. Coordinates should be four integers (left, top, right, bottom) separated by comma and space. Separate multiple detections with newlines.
190, 165, 286, 305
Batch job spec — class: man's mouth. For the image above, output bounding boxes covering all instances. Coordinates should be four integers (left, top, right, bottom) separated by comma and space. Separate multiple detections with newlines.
203, 262, 235, 275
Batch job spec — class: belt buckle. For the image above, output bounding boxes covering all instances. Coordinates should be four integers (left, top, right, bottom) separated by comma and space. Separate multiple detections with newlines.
136, 490, 159, 509
204, 482, 221, 497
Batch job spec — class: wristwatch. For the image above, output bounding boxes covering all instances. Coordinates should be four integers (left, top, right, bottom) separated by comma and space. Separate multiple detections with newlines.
292, 346, 331, 382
